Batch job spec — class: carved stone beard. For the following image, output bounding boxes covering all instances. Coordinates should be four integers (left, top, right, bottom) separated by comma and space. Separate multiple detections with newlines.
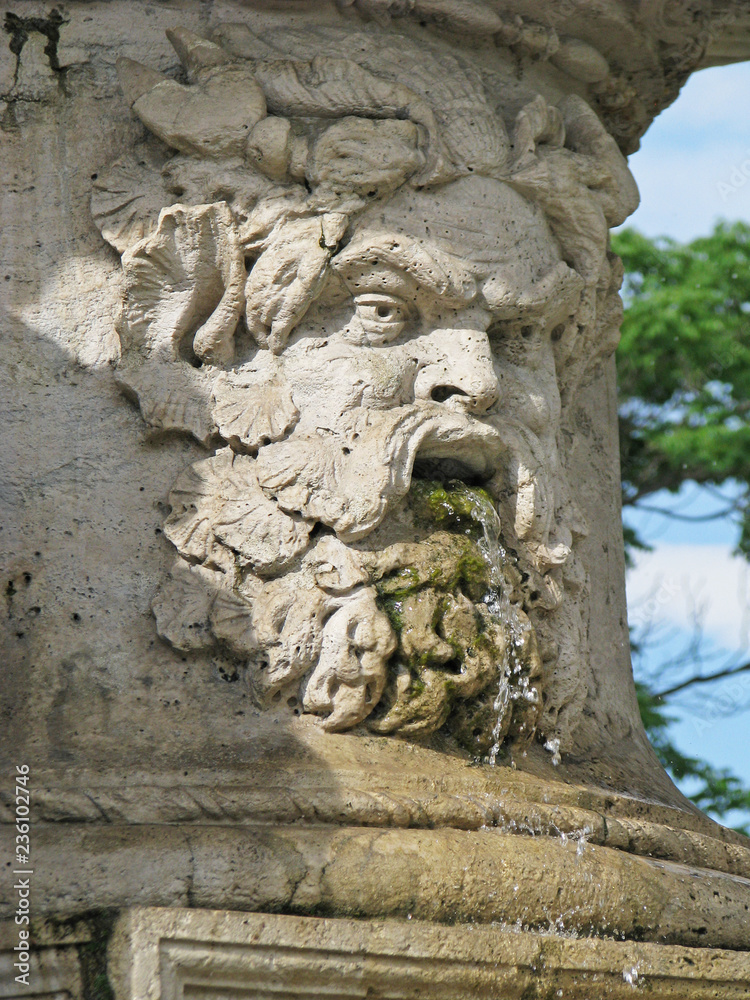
153, 455, 544, 750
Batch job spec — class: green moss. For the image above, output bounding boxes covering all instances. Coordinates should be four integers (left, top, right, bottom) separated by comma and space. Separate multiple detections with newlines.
409, 479, 496, 541
408, 674, 426, 699
375, 566, 421, 598
378, 595, 405, 633
375, 484, 504, 674
368, 478, 523, 745
80, 912, 117, 1000
45, 910, 117, 1000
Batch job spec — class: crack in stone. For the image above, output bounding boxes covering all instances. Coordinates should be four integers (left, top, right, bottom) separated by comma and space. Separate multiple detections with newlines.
184, 830, 196, 908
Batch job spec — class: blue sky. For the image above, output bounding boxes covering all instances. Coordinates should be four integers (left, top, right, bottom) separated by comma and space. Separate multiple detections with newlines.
619, 61, 750, 828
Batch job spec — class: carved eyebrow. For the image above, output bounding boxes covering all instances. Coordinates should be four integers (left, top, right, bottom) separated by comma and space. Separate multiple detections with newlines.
481, 261, 585, 321
332, 234, 477, 306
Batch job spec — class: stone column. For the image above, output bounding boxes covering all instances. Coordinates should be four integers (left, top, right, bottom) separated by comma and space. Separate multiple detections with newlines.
1, 2, 749, 996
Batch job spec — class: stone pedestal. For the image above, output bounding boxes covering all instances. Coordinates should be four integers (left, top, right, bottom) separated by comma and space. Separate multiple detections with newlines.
2, 1, 750, 996
5, 908, 750, 1000
109, 908, 750, 999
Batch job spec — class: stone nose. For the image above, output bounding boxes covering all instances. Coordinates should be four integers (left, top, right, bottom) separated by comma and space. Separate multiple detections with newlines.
412, 328, 500, 416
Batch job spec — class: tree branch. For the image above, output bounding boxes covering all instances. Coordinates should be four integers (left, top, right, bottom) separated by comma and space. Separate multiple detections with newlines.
630, 503, 736, 522
652, 661, 750, 699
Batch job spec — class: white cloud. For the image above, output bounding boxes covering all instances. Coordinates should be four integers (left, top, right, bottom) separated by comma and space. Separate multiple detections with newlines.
626, 545, 750, 649
622, 62, 750, 241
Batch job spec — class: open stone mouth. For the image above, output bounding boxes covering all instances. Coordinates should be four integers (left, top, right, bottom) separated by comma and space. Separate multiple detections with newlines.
409, 412, 503, 489
412, 455, 493, 485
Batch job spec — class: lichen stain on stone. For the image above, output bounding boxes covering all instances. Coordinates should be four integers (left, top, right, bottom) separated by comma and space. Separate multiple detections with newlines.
2, 8, 66, 110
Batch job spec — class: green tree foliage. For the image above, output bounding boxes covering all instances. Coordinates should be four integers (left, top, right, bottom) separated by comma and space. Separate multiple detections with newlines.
636, 684, 750, 835
614, 222, 750, 554
613, 224, 750, 832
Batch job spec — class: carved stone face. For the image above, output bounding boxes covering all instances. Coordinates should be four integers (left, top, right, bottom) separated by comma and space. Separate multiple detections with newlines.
251, 176, 583, 563
93, 21, 636, 749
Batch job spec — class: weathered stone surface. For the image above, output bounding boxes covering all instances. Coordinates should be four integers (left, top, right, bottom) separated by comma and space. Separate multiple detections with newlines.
11, 734, 750, 876
2, 0, 648, 780
0, 919, 88, 1000
108, 908, 750, 1000
97, 16, 638, 750
16, 822, 750, 950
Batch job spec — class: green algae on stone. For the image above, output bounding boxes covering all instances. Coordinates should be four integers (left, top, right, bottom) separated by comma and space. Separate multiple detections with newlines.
367, 479, 542, 755
408, 479, 499, 542
374, 533, 491, 602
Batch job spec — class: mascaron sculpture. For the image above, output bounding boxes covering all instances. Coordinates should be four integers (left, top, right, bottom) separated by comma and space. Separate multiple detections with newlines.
91, 18, 637, 755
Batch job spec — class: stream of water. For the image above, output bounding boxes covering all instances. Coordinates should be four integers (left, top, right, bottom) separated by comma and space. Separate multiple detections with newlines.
457, 484, 538, 765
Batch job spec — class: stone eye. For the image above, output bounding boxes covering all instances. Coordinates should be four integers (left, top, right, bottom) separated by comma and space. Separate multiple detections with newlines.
354, 294, 409, 343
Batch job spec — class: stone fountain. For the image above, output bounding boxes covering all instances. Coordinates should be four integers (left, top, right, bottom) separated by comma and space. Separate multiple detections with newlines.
1, 1, 749, 997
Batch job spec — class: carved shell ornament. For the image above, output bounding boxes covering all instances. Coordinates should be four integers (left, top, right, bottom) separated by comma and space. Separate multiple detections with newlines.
92, 21, 638, 753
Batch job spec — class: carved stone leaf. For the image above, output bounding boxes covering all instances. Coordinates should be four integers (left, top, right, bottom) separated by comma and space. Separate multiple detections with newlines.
164, 449, 234, 567
253, 408, 419, 540
211, 23, 280, 60
162, 155, 273, 219
253, 54, 428, 130
117, 57, 267, 160
559, 94, 639, 226
212, 364, 299, 449
438, 99, 508, 176
116, 359, 216, 445
210, 587, 261, 655
151, 557, 223, 651
165, 448, 312, 575
253, 415, 389, 540
244, 214, 347, 353
213, 470, 313, 574
91, 143, 170, 254
209, 572, 331, 702
309, 119, 423, 195
249, 29, 509, 181
251, 54, 452, 184
341, 0, 508, 35
117, 202, 245, 367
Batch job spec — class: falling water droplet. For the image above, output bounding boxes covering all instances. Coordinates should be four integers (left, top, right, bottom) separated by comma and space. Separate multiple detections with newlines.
544, 737, 561, 765
623, 966, 639, 985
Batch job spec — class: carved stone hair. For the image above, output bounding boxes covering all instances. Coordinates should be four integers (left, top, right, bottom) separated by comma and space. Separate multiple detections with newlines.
94, 24, 637, 395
